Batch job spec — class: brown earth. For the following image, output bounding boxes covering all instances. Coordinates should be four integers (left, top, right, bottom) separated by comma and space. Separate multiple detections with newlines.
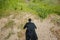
0, 12, 60, 40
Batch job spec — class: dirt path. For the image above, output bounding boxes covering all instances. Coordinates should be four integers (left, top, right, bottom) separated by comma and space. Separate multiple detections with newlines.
0, 12, 60, 40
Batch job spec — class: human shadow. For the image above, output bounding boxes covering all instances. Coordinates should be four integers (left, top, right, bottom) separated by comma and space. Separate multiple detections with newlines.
23, 18, 38, 40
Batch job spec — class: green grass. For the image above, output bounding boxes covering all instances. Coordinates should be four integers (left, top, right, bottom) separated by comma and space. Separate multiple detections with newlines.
28, 3, 60, 18
0, 10, 11, 18
0, 0, 60, 19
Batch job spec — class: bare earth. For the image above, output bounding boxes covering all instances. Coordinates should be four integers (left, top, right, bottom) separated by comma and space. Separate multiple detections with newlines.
0, 12, 60, 40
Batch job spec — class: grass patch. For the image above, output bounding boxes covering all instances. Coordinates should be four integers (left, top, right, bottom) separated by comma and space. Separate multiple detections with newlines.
5, 32, 11, 40
1, 20, 15, 31
0, 10, 11, 19
17, 31, 24, 38
4, 20, 14, 28
0, 0, 60, 19
4, 31, 15, 40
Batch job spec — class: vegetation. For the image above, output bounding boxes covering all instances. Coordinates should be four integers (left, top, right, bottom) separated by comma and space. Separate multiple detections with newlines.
17, 31, 24, 38
5, 32, 12, 40
4, 20, 14, 28
0, 0, 60, 19
1, 20, 14, 31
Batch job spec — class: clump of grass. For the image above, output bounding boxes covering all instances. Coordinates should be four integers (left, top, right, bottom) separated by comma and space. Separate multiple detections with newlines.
50, 27, 60, 40
51, 16, 60, 27
4, 31, 15, 40
17, 31, 24, 38
1, 20, 15, 31
54, 11, 60, 15
0, 10, 11, 19
4, 20, 14, 28
4, 32, 11, 40
18, 23, 25, 30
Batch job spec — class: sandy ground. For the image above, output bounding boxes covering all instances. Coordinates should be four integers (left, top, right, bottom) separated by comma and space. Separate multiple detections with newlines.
0, 12, 60, 40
